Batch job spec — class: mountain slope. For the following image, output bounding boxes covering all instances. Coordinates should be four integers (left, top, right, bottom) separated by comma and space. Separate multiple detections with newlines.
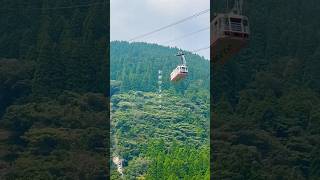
211, 0, 320, 179
0, 1, 109, 178
111, 91, 209, 179
110, 41, 210, 179
111, 41, 209, 94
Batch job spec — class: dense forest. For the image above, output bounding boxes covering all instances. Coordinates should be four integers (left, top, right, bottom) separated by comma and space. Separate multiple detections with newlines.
111, 41, 209, 94
0, 0, 109, 179
110, 91, 210, 179
110, 42, 210, 179
211, 0, 320, 179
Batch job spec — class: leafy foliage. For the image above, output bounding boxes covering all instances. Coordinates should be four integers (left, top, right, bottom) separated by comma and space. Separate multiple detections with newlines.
110, 42, 210, 179
110, 41, 209, 94
145, 140, 209, 180
1, 92, 108, 179
111, 90, 209, 179
0, 0, 109, 178
211, 0, 320, 179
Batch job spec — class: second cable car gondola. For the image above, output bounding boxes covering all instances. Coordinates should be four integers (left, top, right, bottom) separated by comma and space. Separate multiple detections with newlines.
211, 0, 250, 63
170, 51, 188, 82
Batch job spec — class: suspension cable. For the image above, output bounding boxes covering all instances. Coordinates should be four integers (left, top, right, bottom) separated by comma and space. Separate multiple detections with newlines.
191, 46, 210, 53
128, 8, 209, 42
160, 26, 209, 45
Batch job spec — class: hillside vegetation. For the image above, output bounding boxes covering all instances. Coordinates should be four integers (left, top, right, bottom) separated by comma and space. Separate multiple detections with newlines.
0, 1, 109, 179
110, 42, 210, 179
111, 91, 209, 179
111, 41, 209, 94
211, 0, 320, 179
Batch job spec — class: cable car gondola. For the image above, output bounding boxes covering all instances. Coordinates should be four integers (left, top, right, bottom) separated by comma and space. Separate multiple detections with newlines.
170, 51, 188, 82
211, 0, 250, 63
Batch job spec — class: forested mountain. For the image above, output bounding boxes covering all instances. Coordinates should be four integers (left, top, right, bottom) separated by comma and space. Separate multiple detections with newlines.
111, 91, 209, 179
0, 1, 109, 179
110, 42, 210, 179
212, 0, 320, 179
111, 41, 209, 94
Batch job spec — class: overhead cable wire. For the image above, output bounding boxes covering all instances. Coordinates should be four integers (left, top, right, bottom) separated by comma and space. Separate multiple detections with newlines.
128, 8, 210, 42
191, 46, 210, 53
160, 26, 209, 45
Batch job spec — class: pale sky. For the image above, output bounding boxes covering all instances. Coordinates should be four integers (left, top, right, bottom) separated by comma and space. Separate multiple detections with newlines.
110, 0, 210, 60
